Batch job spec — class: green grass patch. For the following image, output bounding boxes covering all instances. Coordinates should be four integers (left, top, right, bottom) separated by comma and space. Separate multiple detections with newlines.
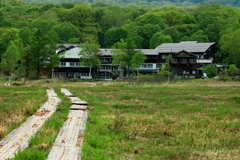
65, 83, 240, 159
0, 80, 240, 159
0, 84, 47, 139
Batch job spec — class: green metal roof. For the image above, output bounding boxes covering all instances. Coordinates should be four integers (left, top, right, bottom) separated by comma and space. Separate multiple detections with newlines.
216, 65, 229, 67
63, 47, 82, 59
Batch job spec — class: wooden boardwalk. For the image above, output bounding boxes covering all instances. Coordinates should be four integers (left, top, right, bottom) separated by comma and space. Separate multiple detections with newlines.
47, 88, 88, 160
0, 88, 60, 160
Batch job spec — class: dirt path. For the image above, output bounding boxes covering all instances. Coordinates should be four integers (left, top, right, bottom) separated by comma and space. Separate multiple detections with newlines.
0, 88, 60, 159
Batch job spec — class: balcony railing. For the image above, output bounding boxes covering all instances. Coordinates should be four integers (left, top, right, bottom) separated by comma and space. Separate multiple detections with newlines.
138, 63, 157, 70
196, 59, 212, 64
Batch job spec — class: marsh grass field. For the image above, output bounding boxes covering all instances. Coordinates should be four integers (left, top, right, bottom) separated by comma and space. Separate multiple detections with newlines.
0, 79, 240, 159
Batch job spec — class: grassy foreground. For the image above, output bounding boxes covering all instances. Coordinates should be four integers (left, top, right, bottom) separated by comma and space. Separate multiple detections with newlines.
0, 79, 240, 159
69, 81, 240, 160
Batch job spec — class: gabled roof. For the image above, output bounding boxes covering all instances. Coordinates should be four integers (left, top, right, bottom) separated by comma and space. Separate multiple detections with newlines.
63, 47, 82, 59
56, 43, 79, 53
173, 50, 196, 58
155, 41, 215, 53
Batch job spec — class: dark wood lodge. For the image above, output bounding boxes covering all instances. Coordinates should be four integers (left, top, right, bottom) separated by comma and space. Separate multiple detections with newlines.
52, 41, 216, 80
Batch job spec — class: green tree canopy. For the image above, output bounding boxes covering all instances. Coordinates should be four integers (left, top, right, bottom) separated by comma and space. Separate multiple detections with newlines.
202, 65, 217, 77
79, 39, 101, 79
0, 40, 22, 75
228, 64, 239, 76
220, 28, 240, 67
104, 27, 128, 48
30, 29, 60, 78
111, 36, 145, 78
150, 32, 173, 49
60, 4, 100, 42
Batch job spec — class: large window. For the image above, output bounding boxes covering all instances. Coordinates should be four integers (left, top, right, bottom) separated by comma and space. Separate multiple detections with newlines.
81, 73, 88, 77
67, 62, 79, 67
75, 73, 81, 78
60, 62, 66, 67
197, 55, 204, 59
162, 54, 167, 59
99, 74, 112, 79
171, 59, 177, 63
70, 62, 75, 66
101, 66, 111, 71
104, 57, 112, 62
190, 59, 196, 63
69, 73, 74, 77
140, 64, 153, 68
112, 66, 119, 71
180, 59, 186, 63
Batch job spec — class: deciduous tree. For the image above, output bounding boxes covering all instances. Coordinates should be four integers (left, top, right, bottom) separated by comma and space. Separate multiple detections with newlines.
150, 32, 173, 49
111, 36, 145, 79
60, 4, 100, 42
220, 29, 240, 67
130, 50, 146, 81
79, 39, 101, 79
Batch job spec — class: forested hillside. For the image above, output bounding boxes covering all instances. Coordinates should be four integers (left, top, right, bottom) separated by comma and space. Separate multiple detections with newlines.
0, 0, 240, 78
21, 0, 240, 8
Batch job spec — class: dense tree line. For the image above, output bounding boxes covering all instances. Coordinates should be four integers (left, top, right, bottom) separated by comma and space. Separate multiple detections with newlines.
21, 0, 240, 8
0, 0, 240, 78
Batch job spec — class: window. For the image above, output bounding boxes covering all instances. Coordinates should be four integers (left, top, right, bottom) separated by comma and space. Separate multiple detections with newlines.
61, 62, 66, 66
140, 64, 153, 68
69, 73, 74, 77
190, 59, 196, 63
177, 68, 183, 74
70, 62, 75, 66
101, 66, 111, 71
148, 64, 153, 68
192, 69, 196, 74
180, 59, 186, 63
81, 73, 88, 76
112, 66, 119, 71
162, 54, 167, 59
141, 64, 147, 68
171, 59, 177, 63
198, 55, 204, 59
104, 57, 112, 61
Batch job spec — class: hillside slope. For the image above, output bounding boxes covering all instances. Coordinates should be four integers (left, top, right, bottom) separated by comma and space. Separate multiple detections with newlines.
22, 0, 240, 7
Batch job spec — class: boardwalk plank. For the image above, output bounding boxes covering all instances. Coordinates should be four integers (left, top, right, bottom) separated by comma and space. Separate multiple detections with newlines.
48, 146, 81, 160
48, 89, 88, 160
69, 97, 88, 105
61, 88, 72, 97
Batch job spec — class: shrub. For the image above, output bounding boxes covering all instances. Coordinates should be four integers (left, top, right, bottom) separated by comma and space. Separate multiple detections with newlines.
12, 81, 22, 86
68, 78, 78, 82
228, 64, 239, 76
203, 65, 217, 77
